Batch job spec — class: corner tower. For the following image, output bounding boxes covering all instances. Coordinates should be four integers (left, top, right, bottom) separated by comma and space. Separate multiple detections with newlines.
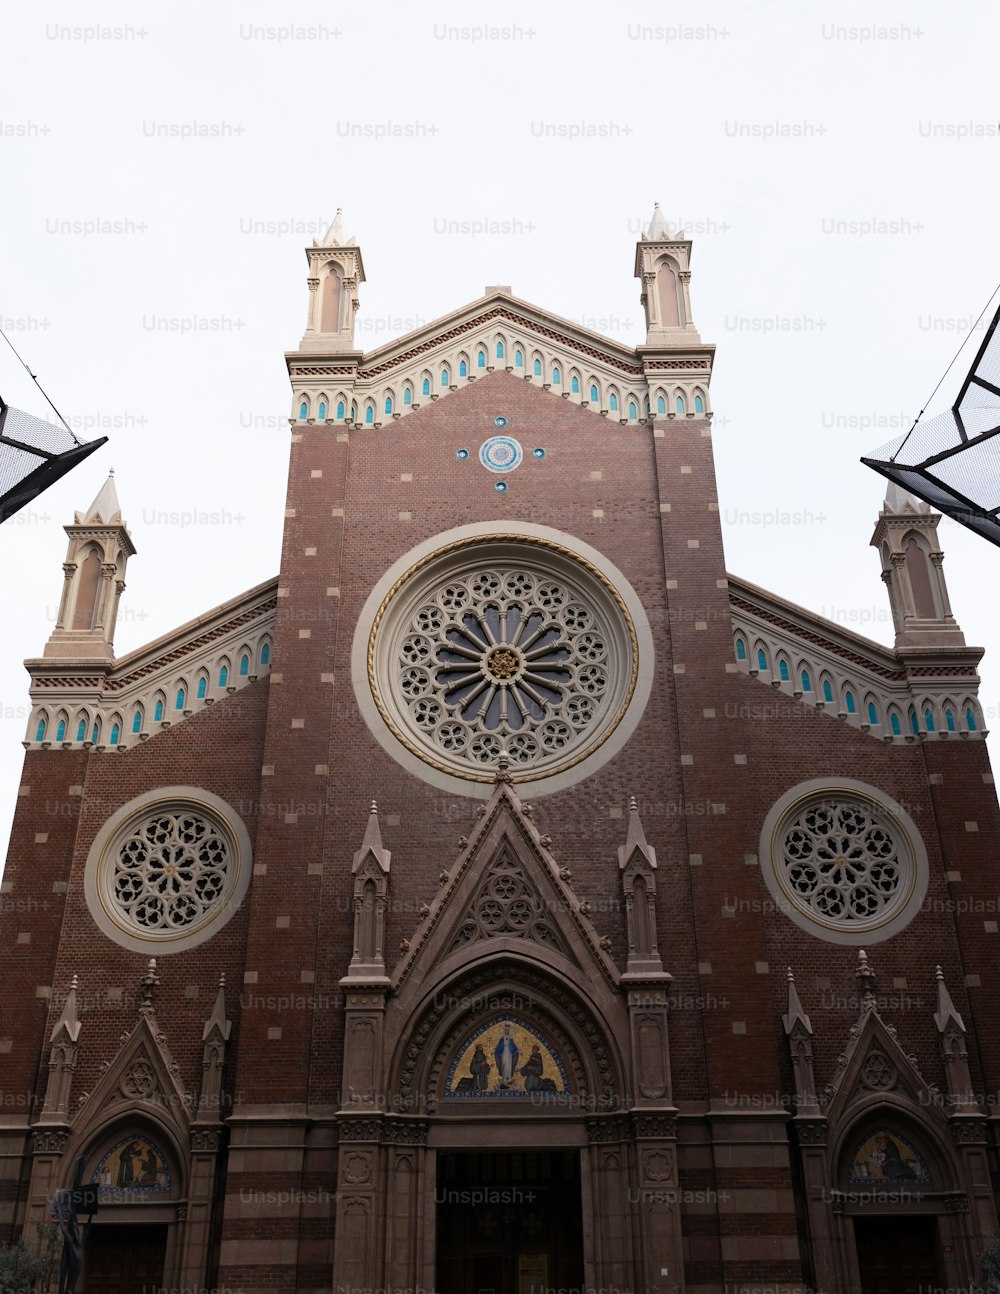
43, 470, 135, 662
635, 201, 702, 348
871, 483, 965, 648
298, 207, 366, 355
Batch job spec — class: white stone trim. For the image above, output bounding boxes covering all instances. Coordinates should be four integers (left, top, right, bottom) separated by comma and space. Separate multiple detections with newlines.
758, 777, 929, 946
26, 586, 275, 751
83, 786, 253, 954
351, 522, 655, 799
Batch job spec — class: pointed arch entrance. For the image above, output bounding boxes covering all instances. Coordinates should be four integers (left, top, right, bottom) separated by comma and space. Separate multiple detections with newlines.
331, 777, 686, 1293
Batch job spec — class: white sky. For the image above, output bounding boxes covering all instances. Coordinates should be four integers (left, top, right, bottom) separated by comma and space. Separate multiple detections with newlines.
1, 0, 999, 868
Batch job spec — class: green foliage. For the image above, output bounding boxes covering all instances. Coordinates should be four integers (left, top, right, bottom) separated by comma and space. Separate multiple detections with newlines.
971, 1235, 1000, 1294
0, 1221, 61, 1294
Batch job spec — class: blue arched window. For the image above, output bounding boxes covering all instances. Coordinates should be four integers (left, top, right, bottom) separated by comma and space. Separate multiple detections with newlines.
336, 400, 345, 418
514, 350, 524, 368
299, 401, 308, 420
552, 366, 561, 384
822, 679, 834, 703
441, 368, 449, 386
240, 654, 250, 676
260, 643, 271, 666
318, 401, 326, 420
34, 717, 46, 742
778, 659, 790, 682
945, 708, 956, 732
496, 341, 505, 359
676, 395, 686, 415
628, 401, 637, 419
845, 691, 857, 714
890, 712, 902, 735
966, 708, 978, 731
365, 406, 374, 424
801, 670, 812, 692
422, 378, 431, 395
757, 648, 768, 671
478, 350, 486, 368
695, 394, 705, 414
924, 708, 935, 732
176, 687, 186, 711
385, 396, 393, 416
219, 665, 229, 688
867, 702, 879, 725
656, 395, 666, 414
589, 385, 599, 403
56, 718, 66, 742
153, 699, 163, 723
76, 718, 87, 742
110, 723, 120, 746
533, 358, 542, 376
910, 710, 919, 735
91, 722, 100, 744
459, 359, 467, 377
132, 709, 142, 734
735, 638, 747, 661
609, 393, 618, 412
571, 375, 580, 394
197, 677, 207, 700
403, 388, 412, 406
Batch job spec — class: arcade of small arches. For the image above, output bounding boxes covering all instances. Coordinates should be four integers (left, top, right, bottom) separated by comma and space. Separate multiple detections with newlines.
26, 634, 272, 751
732, 627, 983, 741
292, 337, 708, 429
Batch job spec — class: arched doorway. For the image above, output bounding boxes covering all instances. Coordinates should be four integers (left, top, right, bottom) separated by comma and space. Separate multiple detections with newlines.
834, 1117, 961, 1293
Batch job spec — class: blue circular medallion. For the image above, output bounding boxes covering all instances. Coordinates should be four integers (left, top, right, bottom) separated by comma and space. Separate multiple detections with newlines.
479, 435, 523, 474
494, 415, 508, 428
532, 447, 545, 459
495, 481, 508, 492
456, 448, 469, 460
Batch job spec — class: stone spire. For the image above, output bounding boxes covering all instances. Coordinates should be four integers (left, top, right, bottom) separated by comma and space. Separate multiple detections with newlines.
81, 469, 123, 523
782, 967, 813, 1036
634, 199, 701, 347
42, 470, 135, 662
933, 966, 979, 1116
871, 480, 965, 648
782, 968, 819, 1116
643, 202, 672, 241
200, 973, 232, 1118
299, 206, 366, 354
320, 207, 354, 247
619, 796, 664, 977
346, 799, 391, 981
41, 975, 82, 1120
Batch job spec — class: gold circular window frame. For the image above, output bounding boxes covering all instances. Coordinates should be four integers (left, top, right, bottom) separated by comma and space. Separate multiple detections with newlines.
367, 534, 640, 784
767, 787, 918, 937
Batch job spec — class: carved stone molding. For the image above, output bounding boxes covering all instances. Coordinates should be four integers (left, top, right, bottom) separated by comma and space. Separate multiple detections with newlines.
950, 1119, 989, 1146
31, 1128, 70, 1155
632, 1113, 677, 1140
792, 1119, 828, 1147
585, 1116, 632, 1144
383, 1119, 428, 1146
190, 1128, 224, 1153
337, 1118, 383, 1143
859, 1050, 897, 1092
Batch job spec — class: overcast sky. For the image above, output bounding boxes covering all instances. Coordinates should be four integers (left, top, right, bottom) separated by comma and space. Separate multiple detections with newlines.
1, 0, 998, 868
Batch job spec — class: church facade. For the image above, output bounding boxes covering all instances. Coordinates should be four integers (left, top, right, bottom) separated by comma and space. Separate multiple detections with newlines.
1, 208, 999, 1294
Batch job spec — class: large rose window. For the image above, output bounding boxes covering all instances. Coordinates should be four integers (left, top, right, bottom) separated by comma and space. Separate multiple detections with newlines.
368, 537, 638, 782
